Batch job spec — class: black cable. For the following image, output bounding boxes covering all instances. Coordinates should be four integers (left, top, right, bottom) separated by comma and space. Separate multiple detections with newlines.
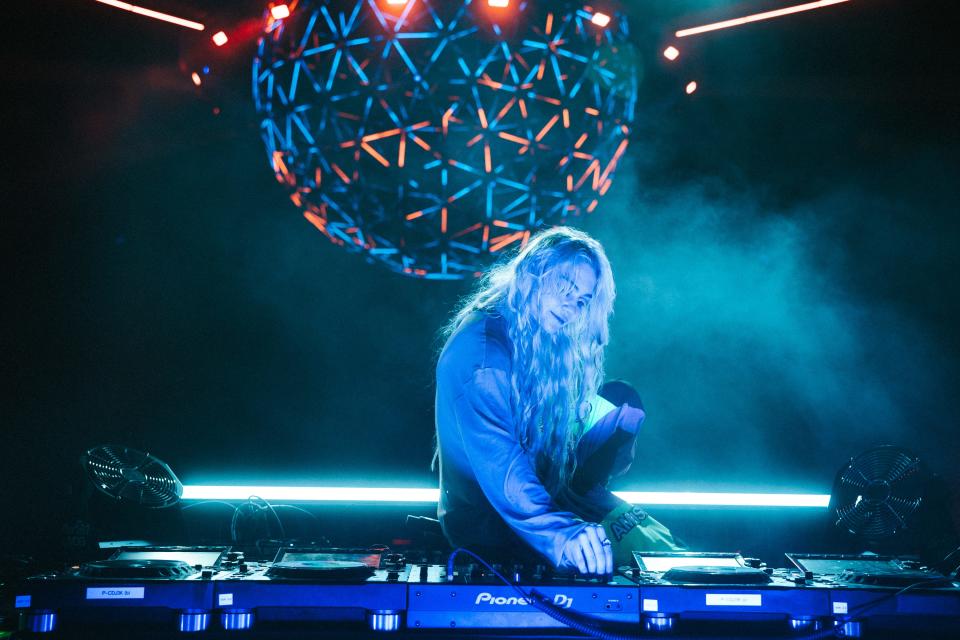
271, 504, 323, 525
230, 501, 260, 544
445, 548, 639, 640
937, 544, 960, 576
247, 496, 287, 541
181, 500, 240, 511
183, 500, 320, 542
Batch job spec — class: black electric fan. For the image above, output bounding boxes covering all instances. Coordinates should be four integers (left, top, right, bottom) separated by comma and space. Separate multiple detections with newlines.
81, 445, 183, 509
832, 445, 924, 540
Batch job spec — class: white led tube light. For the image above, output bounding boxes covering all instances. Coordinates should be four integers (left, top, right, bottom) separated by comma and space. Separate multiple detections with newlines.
675, 0, 850, 38
181, 485, 830, 507
95, 0, 205, 31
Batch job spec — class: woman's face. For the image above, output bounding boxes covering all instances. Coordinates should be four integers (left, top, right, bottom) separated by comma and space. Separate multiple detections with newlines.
537, 259, 597, 335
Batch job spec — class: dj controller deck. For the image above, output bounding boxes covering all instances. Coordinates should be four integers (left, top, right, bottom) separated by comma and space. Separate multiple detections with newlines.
11, 547, 960, 637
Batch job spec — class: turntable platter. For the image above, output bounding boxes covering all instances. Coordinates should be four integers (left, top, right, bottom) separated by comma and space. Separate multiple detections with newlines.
78, 559, 198, 580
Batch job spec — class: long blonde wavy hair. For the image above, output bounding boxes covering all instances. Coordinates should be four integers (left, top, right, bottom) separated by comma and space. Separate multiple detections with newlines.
443, 227, 616, 492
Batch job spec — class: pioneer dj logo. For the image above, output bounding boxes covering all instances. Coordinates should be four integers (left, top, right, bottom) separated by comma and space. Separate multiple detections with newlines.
474, 592, 573, 609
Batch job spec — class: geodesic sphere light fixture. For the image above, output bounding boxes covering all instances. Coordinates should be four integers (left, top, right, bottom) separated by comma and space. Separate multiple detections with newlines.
253, 0, 637, 278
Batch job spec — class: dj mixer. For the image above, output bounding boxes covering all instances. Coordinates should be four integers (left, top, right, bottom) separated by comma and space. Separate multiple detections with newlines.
12, 546, 960, 637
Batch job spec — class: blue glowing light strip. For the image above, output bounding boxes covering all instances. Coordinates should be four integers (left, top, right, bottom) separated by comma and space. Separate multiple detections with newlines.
181, 486, 830, 507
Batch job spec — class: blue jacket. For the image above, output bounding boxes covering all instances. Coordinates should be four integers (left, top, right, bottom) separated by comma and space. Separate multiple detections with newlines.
435, 311, 644, 568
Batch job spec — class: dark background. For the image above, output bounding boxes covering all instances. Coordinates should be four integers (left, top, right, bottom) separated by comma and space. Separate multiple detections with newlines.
3, 1, 958, 556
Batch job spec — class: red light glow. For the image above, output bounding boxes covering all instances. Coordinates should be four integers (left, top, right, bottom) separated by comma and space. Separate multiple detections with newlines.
685, 81, 698, 94
591, 12, 611, 28
271, 5, 291, 20
676, 0, 850, 38
663, 46, 679, 61
191, 72, 202, 86
94, 0, 204, 31
212, 31, 228, 46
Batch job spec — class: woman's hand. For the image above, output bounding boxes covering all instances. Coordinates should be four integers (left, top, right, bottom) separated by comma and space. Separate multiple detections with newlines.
561, 523, 613, 576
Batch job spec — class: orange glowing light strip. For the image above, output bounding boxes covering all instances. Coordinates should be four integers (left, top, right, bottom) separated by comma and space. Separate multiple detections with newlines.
495, 97, 516, 123
272, 151, 287, 175
484, 143, 492, 173
94, 0, 204, 30
477, 108, 489, 129
498, 131, 529, 145
535, 114, 559, 142
331, 163, 351, 184
545, 12, 553, 35
362, 127, 402, 142
304, 211, 327, 231
441, 207, 448, 233
398, 133, 406, 168
598, 138, 629, 186
411, 135, 431, 151
489, 231, 524, 253
575, 159, 600, 191
479, 75, 505, 90
453, 222, 483, 239
361, 142, 390, 167
442, 107, 454, 136
676, 0, 850, 38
